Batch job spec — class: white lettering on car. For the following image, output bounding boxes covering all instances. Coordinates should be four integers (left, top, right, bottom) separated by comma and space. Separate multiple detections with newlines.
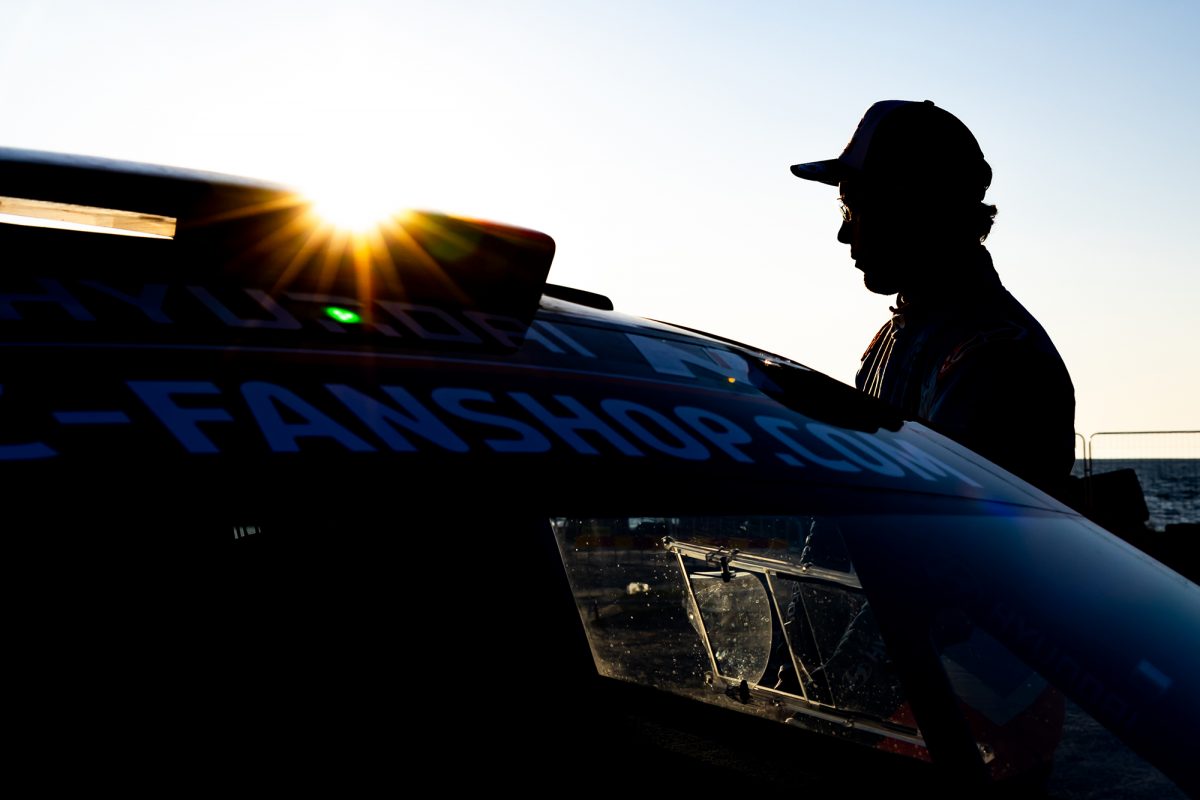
16, 376, 986, 490
674, 406, 754, 463
326, 384, 469, 453
127, 380, 233, 454
808, 423, 905, 477
510, 392, 643, 456
851, 432, 983, 488
431, 388, 552, 453
0, 278, 95, 321
600, 399, 709, 460
754, 415, 859, 472
375, 300, 484, 343
81, 281, 173, 323
534, 321, 596, 358
0, 278, 607, 354
286, 293, 400, 337
186, 287, 303, 330
241, 382, 374, 453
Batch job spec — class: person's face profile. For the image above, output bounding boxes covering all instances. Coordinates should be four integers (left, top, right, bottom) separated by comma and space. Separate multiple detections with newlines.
840, 175, 940, 297
836, 177, 930, 296
838, 178, 894, 294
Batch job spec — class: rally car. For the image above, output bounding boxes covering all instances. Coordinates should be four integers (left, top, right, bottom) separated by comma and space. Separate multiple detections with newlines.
1, 149, 1195, 796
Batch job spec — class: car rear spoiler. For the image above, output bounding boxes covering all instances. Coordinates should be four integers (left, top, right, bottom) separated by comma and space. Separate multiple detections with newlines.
0, 148, 556, 327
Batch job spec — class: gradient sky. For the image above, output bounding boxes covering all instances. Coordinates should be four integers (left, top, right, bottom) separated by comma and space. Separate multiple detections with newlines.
1, 0, 1196, 448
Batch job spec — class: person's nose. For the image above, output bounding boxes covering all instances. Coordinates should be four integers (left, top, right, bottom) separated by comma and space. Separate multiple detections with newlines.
837, 218, 853, 245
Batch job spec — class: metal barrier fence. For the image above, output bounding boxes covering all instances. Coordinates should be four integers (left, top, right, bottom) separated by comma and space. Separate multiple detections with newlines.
1076, 431, 1199, 530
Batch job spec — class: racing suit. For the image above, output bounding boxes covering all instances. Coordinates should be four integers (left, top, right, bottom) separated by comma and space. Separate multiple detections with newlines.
856, 248, 1075, 497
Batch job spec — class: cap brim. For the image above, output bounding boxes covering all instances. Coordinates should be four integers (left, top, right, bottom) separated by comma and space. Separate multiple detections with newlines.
790, 159, 843, 186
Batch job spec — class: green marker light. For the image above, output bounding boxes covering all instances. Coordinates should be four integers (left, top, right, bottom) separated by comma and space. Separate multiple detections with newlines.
325, 307, 362, 324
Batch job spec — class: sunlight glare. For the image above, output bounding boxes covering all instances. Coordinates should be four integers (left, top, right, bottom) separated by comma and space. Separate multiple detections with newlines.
305, 177, 405, 234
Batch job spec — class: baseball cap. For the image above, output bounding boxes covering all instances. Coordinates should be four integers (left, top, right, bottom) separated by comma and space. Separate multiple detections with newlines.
791, 100, 988, 191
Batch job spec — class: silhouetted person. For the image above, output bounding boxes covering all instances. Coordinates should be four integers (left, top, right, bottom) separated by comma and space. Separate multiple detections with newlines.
791, 100, 1075, 497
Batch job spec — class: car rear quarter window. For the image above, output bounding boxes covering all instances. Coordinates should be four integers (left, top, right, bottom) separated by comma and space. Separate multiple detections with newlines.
551, 516, 927, 759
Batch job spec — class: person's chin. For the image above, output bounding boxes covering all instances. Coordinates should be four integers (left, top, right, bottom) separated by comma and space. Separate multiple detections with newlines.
857, 261, 901, 296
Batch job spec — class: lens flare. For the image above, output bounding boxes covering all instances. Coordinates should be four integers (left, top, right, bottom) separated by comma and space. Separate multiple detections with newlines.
304, 176, 404, 234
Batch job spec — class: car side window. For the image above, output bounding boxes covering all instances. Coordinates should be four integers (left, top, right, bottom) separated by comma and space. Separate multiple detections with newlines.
551, 516, 926, 759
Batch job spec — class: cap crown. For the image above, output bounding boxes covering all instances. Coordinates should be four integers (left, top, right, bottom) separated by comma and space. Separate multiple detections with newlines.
846, 100, 985, 187
792, 100, 990, 196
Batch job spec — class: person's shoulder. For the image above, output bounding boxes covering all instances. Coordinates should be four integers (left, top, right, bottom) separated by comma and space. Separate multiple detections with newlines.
991, 284, 1049, 326
934, 318, 1073, 408
964, 284, 1062, 348
935, 318, 1031, 381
